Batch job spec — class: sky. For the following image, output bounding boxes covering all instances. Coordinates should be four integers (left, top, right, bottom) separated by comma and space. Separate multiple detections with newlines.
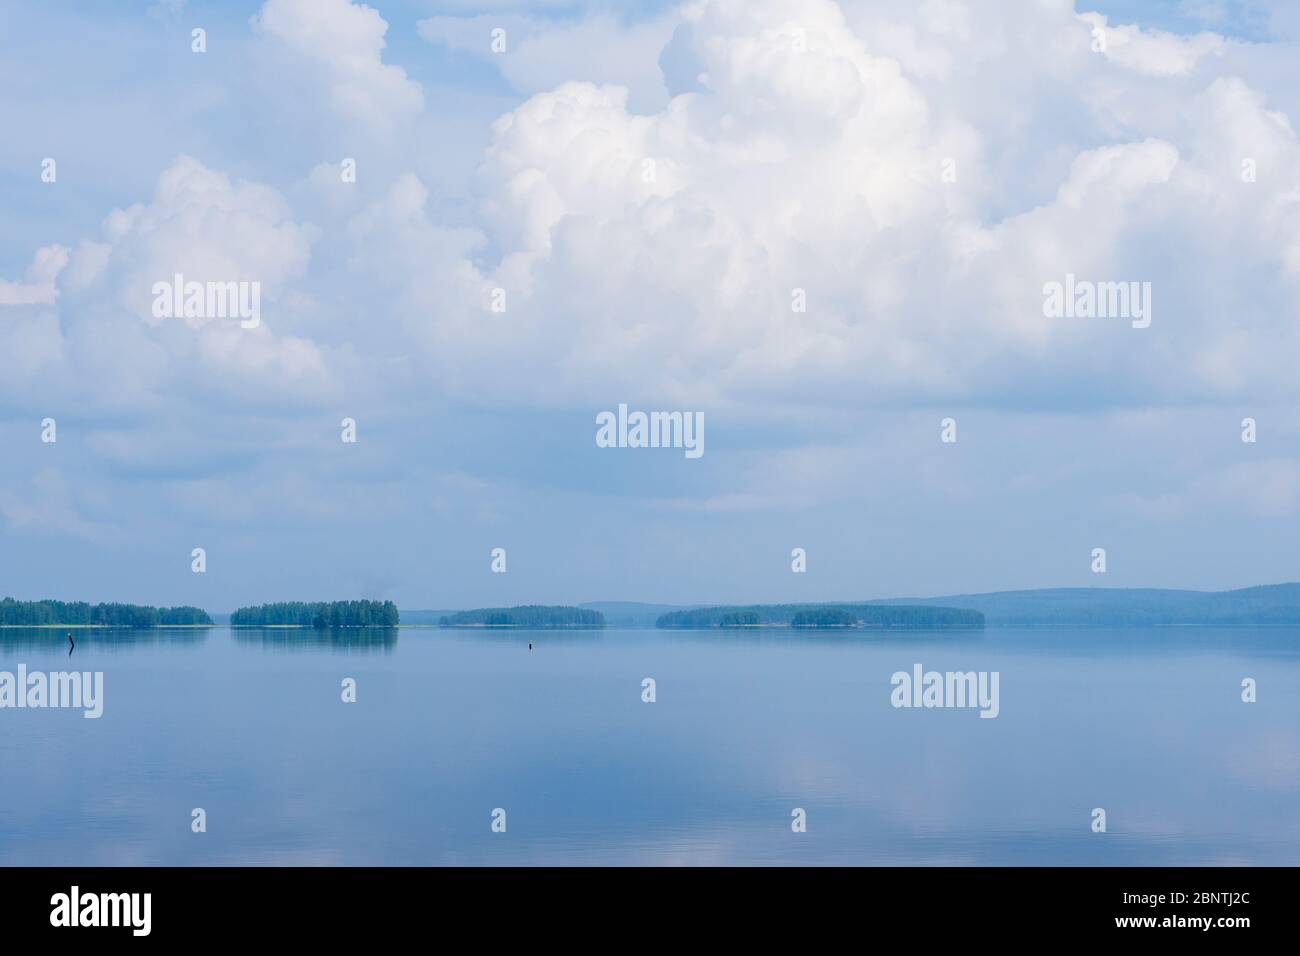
2, 0, 1300, 612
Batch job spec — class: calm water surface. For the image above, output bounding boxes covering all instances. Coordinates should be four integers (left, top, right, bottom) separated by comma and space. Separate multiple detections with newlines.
1, 625, 1296, 865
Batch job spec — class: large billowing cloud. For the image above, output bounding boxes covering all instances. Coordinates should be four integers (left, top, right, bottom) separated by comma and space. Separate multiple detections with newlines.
11, 0, 1300, 416
5, 0, 1300, 601
251, 0, 424, 133
2, 154, 330, 421
406, 0, 1300, 413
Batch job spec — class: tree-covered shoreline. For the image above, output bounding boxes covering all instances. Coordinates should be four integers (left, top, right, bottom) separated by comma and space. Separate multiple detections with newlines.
439, 605, 605, 628
231, 600, 399, 628
0, 597, 212, 627
656, 603, 984, 629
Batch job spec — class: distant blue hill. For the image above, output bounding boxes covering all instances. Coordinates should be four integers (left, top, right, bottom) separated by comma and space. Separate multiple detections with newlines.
869, 584, 1300, 626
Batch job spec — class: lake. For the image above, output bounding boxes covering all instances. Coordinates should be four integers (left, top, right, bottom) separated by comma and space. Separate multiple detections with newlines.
1, 625, 1296, 865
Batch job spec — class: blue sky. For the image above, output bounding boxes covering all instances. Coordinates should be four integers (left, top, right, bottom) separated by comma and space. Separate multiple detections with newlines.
3, 0, 1300, 612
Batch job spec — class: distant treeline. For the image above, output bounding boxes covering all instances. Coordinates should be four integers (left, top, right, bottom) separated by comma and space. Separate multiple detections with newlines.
230, 600, 399, 628
791, 608, 858, 627
868, 584, 1300, 627
0, 597, 212, 627
440, 605, 606, 628
657, 603, 984, 629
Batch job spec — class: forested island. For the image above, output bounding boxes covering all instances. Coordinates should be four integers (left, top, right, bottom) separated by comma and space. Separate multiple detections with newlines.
439, 605, 605, 628
230, 600, 399, 628
0, 597, 212, 627
656, 603, 984, 629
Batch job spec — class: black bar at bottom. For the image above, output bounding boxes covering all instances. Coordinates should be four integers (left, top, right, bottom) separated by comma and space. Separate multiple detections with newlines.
0, 866, 1277, 942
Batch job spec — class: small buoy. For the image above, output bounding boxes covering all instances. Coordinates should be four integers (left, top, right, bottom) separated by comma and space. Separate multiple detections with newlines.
528, 642, 533, 651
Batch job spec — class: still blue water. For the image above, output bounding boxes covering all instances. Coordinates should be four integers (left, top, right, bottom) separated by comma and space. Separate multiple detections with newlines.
1, 626, 1296, 865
